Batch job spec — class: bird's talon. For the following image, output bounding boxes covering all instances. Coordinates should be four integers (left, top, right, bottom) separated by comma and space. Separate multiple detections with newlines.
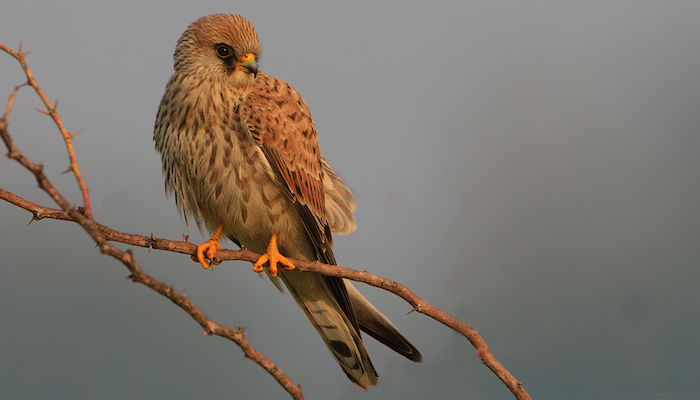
206, 245, 218, 260
195, 225, 224, 269
252, 254, 268, 273
252, 233, 295, 277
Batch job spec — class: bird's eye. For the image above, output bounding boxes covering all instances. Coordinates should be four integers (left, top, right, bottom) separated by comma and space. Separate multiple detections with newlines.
215, 45, 233, 59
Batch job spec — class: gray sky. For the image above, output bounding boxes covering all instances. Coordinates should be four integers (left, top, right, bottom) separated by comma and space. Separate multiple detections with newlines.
1, 1, 699, 399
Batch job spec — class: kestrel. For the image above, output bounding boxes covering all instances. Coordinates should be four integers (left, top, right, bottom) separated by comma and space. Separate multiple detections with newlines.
153, 14, 421, 388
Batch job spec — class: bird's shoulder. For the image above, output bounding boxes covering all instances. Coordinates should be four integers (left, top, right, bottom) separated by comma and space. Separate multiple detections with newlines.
242, 72, 317, 145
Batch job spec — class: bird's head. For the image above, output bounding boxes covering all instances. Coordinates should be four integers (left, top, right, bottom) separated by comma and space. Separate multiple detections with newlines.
173, 14, 261, 87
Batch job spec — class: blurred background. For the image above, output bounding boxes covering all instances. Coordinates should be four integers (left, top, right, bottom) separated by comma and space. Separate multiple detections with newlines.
1, 1, 699, 399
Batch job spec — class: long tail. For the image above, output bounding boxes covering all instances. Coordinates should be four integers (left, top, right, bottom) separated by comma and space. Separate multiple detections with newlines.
346, 281, 423, 362
278, 269, 378, 389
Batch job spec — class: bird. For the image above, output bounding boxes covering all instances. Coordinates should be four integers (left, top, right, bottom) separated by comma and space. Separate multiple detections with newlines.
153, 14, 421, 389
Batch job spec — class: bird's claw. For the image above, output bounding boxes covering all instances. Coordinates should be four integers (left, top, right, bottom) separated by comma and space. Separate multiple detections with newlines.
196, 239, 220, 269
194, 225, 224, 269
253, 233, 295, 277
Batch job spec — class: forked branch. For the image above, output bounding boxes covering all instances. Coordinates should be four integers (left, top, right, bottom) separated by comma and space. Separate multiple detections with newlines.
0, 42, 302, 400
0, 41, 92, 217
0, 42, 531, 400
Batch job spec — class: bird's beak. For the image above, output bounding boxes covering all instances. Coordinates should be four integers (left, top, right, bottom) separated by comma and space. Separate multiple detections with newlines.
238, 53, 258, 78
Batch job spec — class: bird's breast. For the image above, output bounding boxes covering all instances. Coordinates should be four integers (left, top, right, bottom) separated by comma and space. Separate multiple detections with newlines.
156, 75, 309, 256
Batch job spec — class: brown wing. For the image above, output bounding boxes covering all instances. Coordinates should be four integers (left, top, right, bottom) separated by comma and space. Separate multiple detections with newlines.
241, 72, 359, 332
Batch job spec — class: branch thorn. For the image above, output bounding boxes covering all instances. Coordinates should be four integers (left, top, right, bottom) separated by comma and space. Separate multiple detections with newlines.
27, 213, 39, 226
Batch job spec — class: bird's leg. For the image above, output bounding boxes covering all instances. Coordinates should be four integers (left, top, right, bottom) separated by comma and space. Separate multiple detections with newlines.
194, 225, 224, 269
252, 233, 295, 277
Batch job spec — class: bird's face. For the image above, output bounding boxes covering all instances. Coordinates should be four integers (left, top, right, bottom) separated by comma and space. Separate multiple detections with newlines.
173, 14, 261, 88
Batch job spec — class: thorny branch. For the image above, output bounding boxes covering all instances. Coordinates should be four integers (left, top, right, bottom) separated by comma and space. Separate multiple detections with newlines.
0, 42, 532, 400
0, 43, 302, 400
0, 41, 92, 217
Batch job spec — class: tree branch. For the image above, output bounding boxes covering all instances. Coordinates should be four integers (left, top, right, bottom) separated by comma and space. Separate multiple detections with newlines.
0, 41, 92, 217
1, 41, 532, 400
1, 43, 304, 400
0, 186, 530, 399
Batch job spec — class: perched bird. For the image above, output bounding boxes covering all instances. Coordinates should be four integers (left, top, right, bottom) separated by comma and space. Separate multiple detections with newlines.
153, 14, 421, 388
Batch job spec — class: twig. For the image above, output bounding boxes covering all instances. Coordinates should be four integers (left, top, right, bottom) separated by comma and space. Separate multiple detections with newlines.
0, 45, 304, 400
0, 42, 92, 217
0, 186, 531, 400
2, 82, 28, 120
0, 41, 532, 400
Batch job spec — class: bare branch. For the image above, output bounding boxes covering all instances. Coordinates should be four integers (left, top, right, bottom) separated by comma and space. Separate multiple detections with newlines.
0, 185, 531, 399
0, 45, 304, 400
0, 41, 92, 217
2, 82, 28, 120
0, 41, 531, 400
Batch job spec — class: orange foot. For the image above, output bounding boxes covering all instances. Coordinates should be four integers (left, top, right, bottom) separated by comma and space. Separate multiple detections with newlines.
252, 233, 295, 277
193, 225, 224, 269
